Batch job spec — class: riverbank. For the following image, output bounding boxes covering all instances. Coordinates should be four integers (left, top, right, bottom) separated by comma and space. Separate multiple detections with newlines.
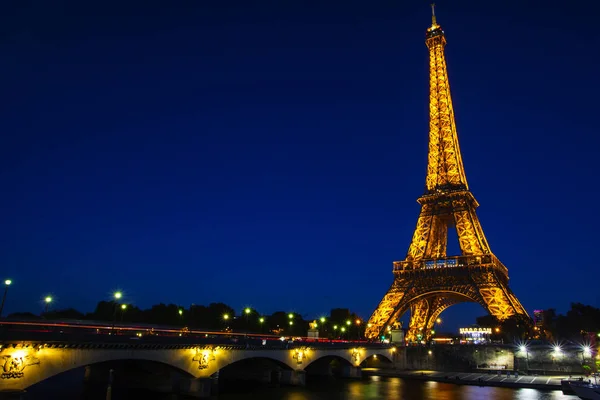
362, 368, 581, 391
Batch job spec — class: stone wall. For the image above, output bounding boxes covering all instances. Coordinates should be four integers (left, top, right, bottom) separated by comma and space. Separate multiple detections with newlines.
395, 344, 590, 374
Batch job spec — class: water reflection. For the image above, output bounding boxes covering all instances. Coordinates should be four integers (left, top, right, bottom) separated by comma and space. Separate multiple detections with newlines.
27, 371, 578, 400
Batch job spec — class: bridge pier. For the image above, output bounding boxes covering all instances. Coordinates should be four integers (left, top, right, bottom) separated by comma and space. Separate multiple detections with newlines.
340, 366, 362, 379
176, 377, 213, 398
0, 391, 27, 400
280, 370, 306, 386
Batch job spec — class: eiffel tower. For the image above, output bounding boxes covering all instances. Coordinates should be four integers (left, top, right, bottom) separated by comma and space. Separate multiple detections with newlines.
365, 5, 529, 342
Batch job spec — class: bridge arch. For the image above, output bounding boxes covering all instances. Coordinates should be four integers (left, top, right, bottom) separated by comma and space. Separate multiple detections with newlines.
386, 289, 487, 341
0, 346, 199, 390
304, 354, 353, 370
0, 344, 395, 392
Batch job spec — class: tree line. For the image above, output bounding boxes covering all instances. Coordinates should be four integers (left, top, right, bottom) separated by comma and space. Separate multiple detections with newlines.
476, 302, 600, 343
7, 302, 366, 338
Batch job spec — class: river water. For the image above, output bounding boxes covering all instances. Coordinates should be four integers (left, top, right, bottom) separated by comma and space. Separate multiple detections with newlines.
26, 371, 578, 400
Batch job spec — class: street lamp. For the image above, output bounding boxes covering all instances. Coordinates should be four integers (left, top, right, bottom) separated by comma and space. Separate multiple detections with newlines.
120, 304, 127, 322
245, 308, 251, 315
320, 317, 326, 323
44, 296, 53, 314
519, 344, 529, 371
111, 292, 123, 331
178, 309, 183, 316
223, 313, 230, 320
582, 345, 592, 363
0, 279, 12, 318
288, 313, 294, 319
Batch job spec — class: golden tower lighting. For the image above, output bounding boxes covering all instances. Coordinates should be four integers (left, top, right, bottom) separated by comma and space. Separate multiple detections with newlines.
366, 5, 529, 342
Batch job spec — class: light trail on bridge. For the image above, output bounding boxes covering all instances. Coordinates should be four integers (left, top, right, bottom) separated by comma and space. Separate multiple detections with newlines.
0, 319, 376, 346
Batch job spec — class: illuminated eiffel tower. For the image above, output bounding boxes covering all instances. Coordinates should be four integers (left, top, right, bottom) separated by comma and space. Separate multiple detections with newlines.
365, 5, 529, 342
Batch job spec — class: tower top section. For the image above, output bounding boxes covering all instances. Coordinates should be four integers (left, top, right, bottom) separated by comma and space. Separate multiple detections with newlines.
426, 3, 444, 40
422, 3, 469, 193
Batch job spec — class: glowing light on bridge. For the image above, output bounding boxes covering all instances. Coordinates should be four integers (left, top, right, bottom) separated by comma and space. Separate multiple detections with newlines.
292, 348, 309, 364
519, 344, 528, 354
552, 344, 562, 356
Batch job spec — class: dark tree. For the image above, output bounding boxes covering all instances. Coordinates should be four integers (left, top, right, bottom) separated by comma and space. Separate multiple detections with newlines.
6, 312, 42, 320
45, 308, 85, 320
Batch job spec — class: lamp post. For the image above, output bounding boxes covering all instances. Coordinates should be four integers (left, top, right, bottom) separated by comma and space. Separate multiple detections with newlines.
244, 307, 251, 330
582, 345, 591, 364
0, 280, 12, 318
111, 292, 122, 332
222, 313, 230, 331
346, 320, 351, 339
44, 296, 53, 314
519, 345, 529, 372
120, 304, 127, 322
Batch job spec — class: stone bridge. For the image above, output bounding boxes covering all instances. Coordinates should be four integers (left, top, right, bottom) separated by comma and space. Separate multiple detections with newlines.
0, 336, 395, 397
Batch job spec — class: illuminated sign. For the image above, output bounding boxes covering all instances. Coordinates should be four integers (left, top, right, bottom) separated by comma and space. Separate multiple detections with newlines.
459, 327, 492, 334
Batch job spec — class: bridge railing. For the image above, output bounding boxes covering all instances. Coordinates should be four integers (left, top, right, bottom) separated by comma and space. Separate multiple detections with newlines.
0, 321, 391, 350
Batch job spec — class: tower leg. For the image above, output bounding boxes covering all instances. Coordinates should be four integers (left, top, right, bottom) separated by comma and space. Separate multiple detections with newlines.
366, 280, 411, 339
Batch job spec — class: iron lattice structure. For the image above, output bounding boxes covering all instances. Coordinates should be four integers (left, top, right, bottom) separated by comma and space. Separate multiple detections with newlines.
366, 8, 529, 342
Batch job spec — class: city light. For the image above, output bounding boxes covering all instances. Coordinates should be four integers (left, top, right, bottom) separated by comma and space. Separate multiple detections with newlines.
44, 295, 53, 314
346, 320, 351, 326
519, 345, 527, 353
259, 317, 265, 323
178, 309, 183, 315
289, 321, 293, 326
333, 325, 338, 330
582, 345, 592, 357
356, 319, 361, 325
341, 327, 346, 332
4, 280, 11, 286
244, 308, 251, 314
320, 317, 326, 323
223, 313, 229, 320
114, 292, 122, 300
553, 344, 562, 354
436, 318, 441, 324
121, 304, 127, 310
288, 313, 294, 319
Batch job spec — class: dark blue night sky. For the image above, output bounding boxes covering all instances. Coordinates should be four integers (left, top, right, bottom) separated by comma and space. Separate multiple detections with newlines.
1, 0, 598, 331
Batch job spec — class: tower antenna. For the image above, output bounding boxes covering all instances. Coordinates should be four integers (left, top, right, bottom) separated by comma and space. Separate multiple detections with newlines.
431, 3, 437, 26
